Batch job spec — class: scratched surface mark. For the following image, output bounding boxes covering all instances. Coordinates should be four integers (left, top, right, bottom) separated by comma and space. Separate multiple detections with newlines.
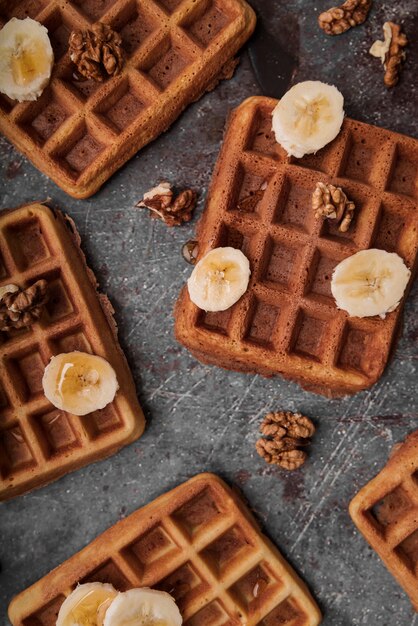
0, 1, 418, 625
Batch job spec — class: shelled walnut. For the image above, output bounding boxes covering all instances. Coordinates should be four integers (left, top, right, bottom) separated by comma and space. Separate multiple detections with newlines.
136, 182, 197, 226
312, 182, 355, 232
318, 0, 372, 35
69, 23, 124, 82
369, 22, 408, 88
0, 280, 48, 331
256, 411, 315, 471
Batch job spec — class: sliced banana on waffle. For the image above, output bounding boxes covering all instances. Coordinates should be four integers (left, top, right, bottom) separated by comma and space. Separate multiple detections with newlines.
0, 17, 53, 102
331, 249, 411, 318
272, 81, 344, 158
42, 351, 119, 416
103, 588, 182, 626
56, 583, 118, 626
187, 246, 251, 312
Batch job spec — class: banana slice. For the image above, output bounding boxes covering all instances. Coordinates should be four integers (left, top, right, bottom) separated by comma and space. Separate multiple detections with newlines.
272, 81, 344, 158
331, 249, 411, 318
42, 351, 119, 416
0, 17, 53, 102
56, 583, 118, 626
103, 588, 182, 626
187, 247, 251, 312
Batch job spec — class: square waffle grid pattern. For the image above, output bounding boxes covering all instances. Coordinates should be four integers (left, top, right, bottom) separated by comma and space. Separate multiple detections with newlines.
350, 432, 418, 610
8, 474, 322, 626
0, 204, 144, 500
175, 96, 418, 396
0, 0, 255, 198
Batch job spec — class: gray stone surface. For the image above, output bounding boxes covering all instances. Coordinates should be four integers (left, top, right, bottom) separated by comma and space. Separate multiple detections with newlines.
0, 1, 417, 624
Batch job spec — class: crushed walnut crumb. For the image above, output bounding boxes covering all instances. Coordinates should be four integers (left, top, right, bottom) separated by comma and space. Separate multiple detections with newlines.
312, 182, 355, 232
136, 182, 198, 226
69, 23, 124, 82
256, 411, 315, 471
370, 22, 408, 88
0, 280, 48, 331
318, 0, 372, 35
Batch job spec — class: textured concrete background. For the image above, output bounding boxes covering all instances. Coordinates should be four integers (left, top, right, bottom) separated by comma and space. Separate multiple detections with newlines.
1, 0, 418, 624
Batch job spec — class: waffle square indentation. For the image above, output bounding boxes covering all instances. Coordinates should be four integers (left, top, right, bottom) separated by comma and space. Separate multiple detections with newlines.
372, 204, 407, 254
155, 561, 207, 610
290, 311, 327, 362
30, 98, 70, 143
395, 529, 418, 573
217, 224, 253, 257
367, 484, 417, 535
145, 36, 193, 90
70, 0, 115, 21
7, 350, 46, 402
290, 141, 336, 175
200, 525, 254, 576
155, 0, 183, 14
81, 405, 124, 439
172, 488, 222, 537
32, 409, 79, 457
94, 77, 148, 133
245, 107, 286, 161
228, 562, 282, 613
273, 178, 315, 233
232, 165, 268, 215
387, 145, 418, 199
51, 330, 92, 354
183, 0, 234, 48
123, 525, 180, 576
43, 275, 75, 324
0, 426, 35, 478
308, 251, 340, 301
21, 595, 67, 626
260, 238, 300, 291
42, 8, 72, 61
113, 0, 162, 56
80, 559, 132, 590
245, 298, 280, 348
339, 134, 378, 185
60, 69, 102, 102
184, 600, 233, 626
0, 94, 17, 114
6, 218, 50, 270
5, 0, 47, 19
61, 129, 105, 177
260, 596, 307, 625
338, 323, 382, 377
197, 309, 232, 336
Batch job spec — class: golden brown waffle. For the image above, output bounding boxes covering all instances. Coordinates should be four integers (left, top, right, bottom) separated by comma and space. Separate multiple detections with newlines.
0, 0, 255, 199
175, 96, 418, 397
0, 202, 145, 501
8, 473, 322, 625
350, 431, 418, 611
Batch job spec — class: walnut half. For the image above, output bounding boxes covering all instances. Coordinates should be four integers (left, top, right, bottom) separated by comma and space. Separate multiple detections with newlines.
318, 0, 372, 35
256, 411, 315, 471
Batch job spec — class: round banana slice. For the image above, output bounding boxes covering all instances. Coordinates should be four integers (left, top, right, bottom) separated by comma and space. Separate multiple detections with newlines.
56, 582, 118, 626
187, 246, 251, 312
331, 249, 411, 319
0, 17, 54, 102
42, 351, 119, 416
103, 588, 182, 626
272, 81, 344, 158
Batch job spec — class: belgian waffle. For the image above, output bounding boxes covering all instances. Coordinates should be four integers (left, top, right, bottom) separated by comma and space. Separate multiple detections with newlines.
174, 96, 418, 397
0, 0, 255, 199
350, 431, 418, 610
0, 202, 145, 501
8, 473, 322, 626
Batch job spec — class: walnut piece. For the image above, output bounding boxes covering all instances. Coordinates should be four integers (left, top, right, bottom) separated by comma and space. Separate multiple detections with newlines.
69, 23, 124, 82
0, 280, 48, 331
136, 182, 198, 227
312, 182, 355, 232
370, 22, 408, 88
256, 411, 315, 471
318, 0, 372, 35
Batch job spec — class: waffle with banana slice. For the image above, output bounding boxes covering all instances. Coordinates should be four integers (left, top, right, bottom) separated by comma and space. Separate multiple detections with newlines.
175, 96, 418, 397
8, 473, 322, 626
0, 203, 145, 501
